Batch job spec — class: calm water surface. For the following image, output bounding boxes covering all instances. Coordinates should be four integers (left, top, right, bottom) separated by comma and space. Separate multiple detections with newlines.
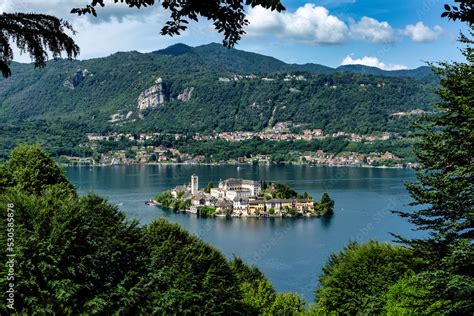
66, 164, 419, 302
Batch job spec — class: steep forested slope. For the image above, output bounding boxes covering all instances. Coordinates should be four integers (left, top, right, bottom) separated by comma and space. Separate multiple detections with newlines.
0, 43, 439, 156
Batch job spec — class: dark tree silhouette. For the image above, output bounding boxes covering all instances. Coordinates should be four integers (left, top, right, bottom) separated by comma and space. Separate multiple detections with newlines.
1, 0, 284, 78
71, 0, 285, 47
442, 1, 474, 25
0, 13, 79, 78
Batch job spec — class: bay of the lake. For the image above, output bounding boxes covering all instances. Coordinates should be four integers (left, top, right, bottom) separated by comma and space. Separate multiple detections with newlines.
66, 164, 419, 302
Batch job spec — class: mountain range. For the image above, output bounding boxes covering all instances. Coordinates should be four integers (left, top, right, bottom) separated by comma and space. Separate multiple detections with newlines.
0, 43, 439, 156
155, 43, 437, 82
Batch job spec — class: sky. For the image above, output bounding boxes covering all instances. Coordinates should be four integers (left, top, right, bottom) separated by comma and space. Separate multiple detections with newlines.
1, 0, 469, 70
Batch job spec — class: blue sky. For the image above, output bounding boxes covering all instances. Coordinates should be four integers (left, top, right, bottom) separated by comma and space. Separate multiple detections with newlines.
2, 0, 469, 70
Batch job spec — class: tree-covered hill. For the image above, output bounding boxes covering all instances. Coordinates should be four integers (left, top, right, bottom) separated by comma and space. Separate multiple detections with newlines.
156, 43, 437, 81
0, 43, 439, 152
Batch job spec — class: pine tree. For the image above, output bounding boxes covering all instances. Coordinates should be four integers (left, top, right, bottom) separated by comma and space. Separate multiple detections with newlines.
319, 192, 335, 216
395, 28, 474, 263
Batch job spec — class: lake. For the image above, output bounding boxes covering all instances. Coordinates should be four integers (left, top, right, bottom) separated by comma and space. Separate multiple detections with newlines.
65, 164, 419, 302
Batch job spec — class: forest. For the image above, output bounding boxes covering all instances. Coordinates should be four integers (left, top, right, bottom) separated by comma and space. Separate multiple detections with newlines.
0, 43, 438, 159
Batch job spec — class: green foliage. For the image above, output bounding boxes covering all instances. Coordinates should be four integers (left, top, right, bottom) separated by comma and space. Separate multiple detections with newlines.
0, 163, 12, 192
269, 292, 307, 315
174, 138, 418, 163
395, 29, 474, 268
230, 257, 265, 284
3, 144, 302, 314
230, 257, 307, 315
315, 241, 416, 315
262, 183, 298, 199
134, 219, 242, 314
285, 207, 298, 217
155, 191, 190, 211
316, 192, 335, 216
384, 239, 474, 315
199, 206, 216, 217
273, 183, 298, 199
241, 279, 276, 314
204, 181, 214, 193
6, 144, 75, 195
241, 279, 307, 315
0, 190, 143, 314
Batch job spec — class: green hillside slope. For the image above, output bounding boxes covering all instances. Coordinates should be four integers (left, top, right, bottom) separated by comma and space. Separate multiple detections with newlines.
0, 43, 439, 156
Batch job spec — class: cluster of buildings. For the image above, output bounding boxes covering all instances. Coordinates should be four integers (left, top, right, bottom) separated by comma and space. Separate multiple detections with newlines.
86, 129, 393, 145
192, 130, 391, 143
217, 74, 306, 83
69, 128, 403, 167
168, 175, 316, 217
301, 150, 402, 166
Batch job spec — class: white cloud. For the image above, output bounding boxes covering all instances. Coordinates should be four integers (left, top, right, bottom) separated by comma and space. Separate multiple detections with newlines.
246, 4, 348, 44
404, 22, 443, 42
349, 17, 395, 43
247, 5, 400, 45
341, 54, 407, 70
4, 1, 221, 63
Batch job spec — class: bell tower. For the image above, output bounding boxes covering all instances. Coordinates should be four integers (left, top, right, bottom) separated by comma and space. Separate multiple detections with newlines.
191, 174, 198, 195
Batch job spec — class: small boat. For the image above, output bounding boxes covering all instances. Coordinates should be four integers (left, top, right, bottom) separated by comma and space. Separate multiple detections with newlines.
145, 200, 161, 206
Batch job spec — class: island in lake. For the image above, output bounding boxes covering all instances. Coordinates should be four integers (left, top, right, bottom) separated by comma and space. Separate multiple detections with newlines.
152, 175, 335, 218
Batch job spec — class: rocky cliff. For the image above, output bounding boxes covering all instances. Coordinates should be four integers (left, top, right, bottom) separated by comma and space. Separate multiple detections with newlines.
137, 77, 166, 111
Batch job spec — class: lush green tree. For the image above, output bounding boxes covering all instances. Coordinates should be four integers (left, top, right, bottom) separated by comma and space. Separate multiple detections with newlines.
302, 192, 312, 199
315, 241, 416, 315
384, 11, 474, 316
268, 292, 306, 315
199, 206, 216, 216
130, 219, 243, 314
6, 144, 75, 195
270, 183, 299, 199
317, 192, 335, 216
1, 144, 278, 314
0, 163, 12, 191
241, 278, 276, 314
384, 240, 474, 315
394, 29, 473, 264
230, 256, 266, 284
0, 189, 144, 314
149, 153, 157, 162
204, 181, 214, 193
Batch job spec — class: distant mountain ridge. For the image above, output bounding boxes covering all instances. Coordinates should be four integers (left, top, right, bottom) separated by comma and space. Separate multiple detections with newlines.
155, 43, 436, 82
0, 42, 439, 156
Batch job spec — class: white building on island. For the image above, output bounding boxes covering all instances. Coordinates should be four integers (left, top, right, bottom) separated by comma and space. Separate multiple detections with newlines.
217, 178, 261, 197
167, 175, 315, 217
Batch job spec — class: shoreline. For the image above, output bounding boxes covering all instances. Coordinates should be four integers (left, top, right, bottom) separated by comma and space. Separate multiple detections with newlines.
62, 161, 416, 169
153, 205, 325, 219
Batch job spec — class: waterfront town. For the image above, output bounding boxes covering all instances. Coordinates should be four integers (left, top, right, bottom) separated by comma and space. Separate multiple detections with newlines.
152, 175, 329, 218
60, 126, 414, 168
